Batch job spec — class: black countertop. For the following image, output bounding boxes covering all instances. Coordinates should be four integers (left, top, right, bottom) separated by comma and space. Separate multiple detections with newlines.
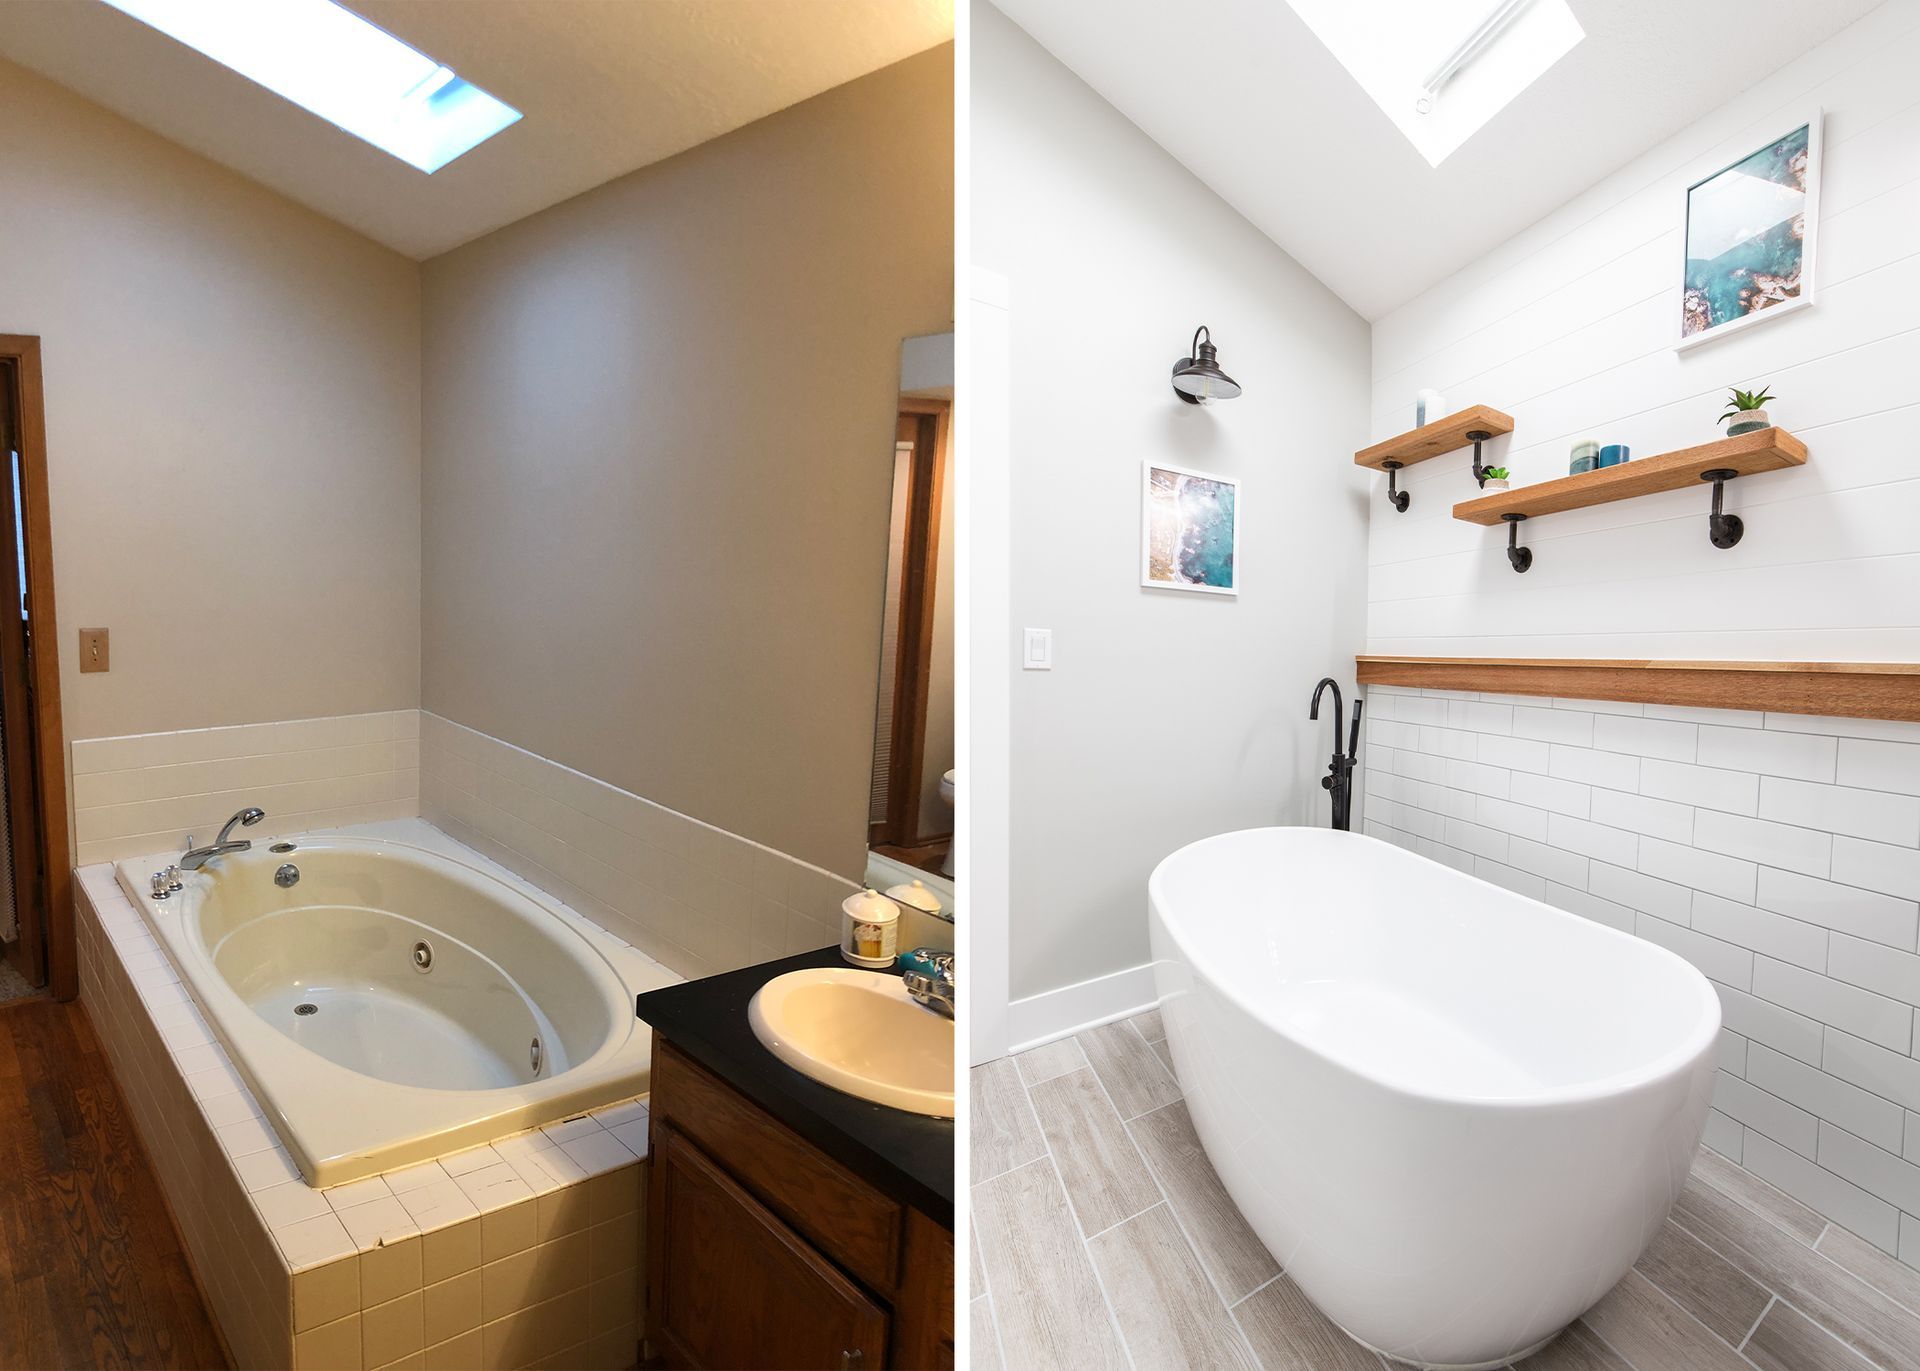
634, 946, 954, 1228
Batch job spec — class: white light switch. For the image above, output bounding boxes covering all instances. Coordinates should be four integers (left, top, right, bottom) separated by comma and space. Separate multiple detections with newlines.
1023, 628, 1053, 670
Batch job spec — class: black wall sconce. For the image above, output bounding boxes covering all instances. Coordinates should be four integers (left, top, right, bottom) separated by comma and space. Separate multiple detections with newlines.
1171, 326, 1241, 405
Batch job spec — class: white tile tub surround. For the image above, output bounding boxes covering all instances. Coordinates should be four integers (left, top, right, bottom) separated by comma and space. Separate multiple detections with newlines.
71, 710, 422, 866
420, 712, 907, 982
76, 860, 650, 1370
1360, 685, 1920, 1271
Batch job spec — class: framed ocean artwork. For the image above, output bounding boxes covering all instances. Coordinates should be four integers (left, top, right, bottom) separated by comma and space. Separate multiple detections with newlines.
1141, 460, 1238, 595
1677, 111, 1822, 351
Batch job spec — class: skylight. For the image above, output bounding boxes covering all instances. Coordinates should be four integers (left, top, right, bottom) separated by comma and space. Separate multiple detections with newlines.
1283, 0, 1583, 167
100, 0, 521, 173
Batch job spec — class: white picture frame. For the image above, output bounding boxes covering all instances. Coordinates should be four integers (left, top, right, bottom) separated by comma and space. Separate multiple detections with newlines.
1140, 459, 1239, 596
1675, 108, 1822, 352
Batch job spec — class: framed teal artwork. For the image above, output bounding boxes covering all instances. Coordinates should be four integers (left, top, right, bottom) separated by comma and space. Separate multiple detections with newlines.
1141, 460, 1238, 596
1678, 111, 1822, 350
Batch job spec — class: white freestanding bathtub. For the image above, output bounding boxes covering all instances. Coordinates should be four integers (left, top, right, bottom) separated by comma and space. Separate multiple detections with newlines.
1148, 827, 1720, 1369
115, 821, 678, 1186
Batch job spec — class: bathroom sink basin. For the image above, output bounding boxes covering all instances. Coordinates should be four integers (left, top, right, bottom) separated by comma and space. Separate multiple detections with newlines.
748, 968, 954, 1118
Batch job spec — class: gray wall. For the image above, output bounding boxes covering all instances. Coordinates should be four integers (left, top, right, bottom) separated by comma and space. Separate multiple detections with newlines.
974, 5, 1372, 1004
420, 46, 954, 881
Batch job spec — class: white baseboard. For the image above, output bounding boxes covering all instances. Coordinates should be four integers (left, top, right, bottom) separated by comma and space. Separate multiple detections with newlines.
1005, 961, 1157, 1055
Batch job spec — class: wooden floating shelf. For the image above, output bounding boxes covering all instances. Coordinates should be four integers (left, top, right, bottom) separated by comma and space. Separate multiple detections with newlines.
1356, 656, 1920, 723
1354, 405, 1515, 471
1453, 427, 1807, 525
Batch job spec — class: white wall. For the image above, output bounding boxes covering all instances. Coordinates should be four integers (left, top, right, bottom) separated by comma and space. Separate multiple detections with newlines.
974, 3, 1371, 1038
1363, 686, 1920, 1269
1364, 2, 1920, 662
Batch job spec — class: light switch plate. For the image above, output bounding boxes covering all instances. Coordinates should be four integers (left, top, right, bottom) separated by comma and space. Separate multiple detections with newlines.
1023, 628, 1052, 670
78, 627, 109, 673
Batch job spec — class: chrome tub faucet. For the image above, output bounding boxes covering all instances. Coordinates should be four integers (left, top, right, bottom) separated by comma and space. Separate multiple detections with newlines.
179, 806, 266, 871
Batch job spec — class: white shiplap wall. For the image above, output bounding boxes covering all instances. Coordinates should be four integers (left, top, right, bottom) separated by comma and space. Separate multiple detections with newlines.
1362, 686, 1920, 1270
1357, 0, 1920, 1279
1364, 1, 1920, 660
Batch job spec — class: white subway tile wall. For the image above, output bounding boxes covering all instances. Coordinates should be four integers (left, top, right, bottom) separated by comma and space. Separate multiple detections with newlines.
418, 713, 858, 982
71, 710, 422, 866
76, 866, 646, 1370
1361, 685, 1920, 1269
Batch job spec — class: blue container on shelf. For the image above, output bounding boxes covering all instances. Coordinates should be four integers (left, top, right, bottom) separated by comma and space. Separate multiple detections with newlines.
1570, 438, 1600, 475
1598, 444, 1631, 468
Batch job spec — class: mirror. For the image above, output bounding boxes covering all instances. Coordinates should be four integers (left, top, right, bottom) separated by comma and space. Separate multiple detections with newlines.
866, 333, 955, 918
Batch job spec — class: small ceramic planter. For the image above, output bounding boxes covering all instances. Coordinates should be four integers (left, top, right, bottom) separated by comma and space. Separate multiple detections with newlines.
1484, 478, 1510, 492
1725, 408, 1770, 436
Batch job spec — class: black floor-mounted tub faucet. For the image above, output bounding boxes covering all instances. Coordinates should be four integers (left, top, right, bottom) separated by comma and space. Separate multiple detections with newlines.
1310, 678, 1362, 831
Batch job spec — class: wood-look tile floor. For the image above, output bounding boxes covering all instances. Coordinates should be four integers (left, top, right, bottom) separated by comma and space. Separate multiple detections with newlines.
969, 1009, 1920, 1371
0, 997, 227, 1369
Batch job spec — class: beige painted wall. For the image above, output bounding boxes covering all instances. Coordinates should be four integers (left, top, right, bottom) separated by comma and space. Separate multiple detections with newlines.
421, 46, 953, 880
0, 59, 422, 821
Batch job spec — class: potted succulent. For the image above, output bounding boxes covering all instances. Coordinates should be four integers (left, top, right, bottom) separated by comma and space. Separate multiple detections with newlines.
1719, 385, 1774, 436
1482, 466, 1511, 491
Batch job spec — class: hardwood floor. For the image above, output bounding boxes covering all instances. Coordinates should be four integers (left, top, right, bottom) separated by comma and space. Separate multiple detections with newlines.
970, 1009, 1920, 1370
0, 997, 226, 1369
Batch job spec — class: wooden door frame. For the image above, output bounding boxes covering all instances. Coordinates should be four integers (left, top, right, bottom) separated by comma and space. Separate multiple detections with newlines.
878, 397, 950, 850
0, 336, 73, 1000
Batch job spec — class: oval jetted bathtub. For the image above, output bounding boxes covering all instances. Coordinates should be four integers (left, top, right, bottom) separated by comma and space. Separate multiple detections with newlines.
1148, 828, 1719, 1370
116, 823, 678, 1186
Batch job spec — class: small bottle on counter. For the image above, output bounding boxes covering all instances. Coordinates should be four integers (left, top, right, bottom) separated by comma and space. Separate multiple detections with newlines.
840, 888, 899, 968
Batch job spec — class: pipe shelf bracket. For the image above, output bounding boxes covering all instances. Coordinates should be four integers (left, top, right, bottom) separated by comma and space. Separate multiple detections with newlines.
1382, 459, 1409, 513
1703, 468, 1744, 549
1504, 513, 1531, 574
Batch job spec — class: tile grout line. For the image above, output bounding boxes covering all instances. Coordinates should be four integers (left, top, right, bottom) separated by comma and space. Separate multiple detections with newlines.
1012, 1051, 1139, 1371
1081, 1028, 1266, 1367
1736, 1293, 1777, 1352
1572, 1316, 1646, 1371
1665, 1175, 1920, 1357
968, 1194, 1014, 1371
1637, 1269, 1767, 1370
1783, 1292, 1913, 1371
1228, 1271, 1283, 1311
983, 1287, 1012, 1371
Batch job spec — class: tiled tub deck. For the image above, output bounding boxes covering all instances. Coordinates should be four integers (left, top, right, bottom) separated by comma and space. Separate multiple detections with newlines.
77, 863, 651, 1371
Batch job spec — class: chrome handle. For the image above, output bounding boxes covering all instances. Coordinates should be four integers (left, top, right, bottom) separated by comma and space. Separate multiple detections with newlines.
149, 872, 171, 901
840, 1352, 862, 1369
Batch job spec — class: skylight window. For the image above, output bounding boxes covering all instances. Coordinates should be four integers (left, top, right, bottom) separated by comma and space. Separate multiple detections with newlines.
1283, 0, 1583, 167
100, 0, 521, 173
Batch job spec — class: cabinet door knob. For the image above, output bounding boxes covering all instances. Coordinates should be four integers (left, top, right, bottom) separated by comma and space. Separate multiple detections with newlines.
840, 1353, 863, 1369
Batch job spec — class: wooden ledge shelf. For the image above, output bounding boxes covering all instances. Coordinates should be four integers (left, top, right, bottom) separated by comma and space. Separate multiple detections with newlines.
1355, 405, 1514, 471
1356, 656, 1920, 722
1454, 427, 1805, 523
1451, 427, 1807, 572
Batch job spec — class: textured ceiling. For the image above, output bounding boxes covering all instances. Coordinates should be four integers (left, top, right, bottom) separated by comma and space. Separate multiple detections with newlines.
988, 0, 1883, 319
0, 0, 952, 259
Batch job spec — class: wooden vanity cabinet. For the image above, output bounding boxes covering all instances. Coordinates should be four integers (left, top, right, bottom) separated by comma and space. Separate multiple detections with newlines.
645, 1040, 954, 1369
